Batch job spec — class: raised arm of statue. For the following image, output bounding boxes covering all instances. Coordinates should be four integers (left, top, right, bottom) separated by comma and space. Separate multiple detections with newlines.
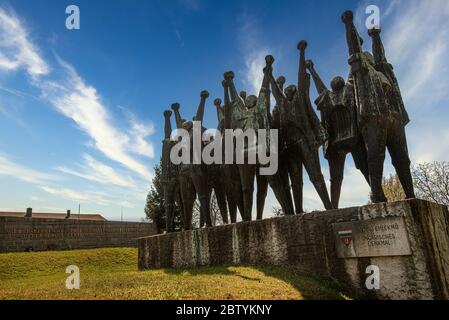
171, 103, 183, 129
368, 28, 387, 66
256, 55, 274, 116
261, 55, 274, 94
224, 71, 239, 102
269, 70, 285, 105
341, 11, 363, 57
260, 55, 275, 124
305, 60, 328, 95
222, 79, 232, 130
213, 98, 224, 124
297, 40, 308, 95
163, 110, 173, 139
195, 90, 209, 123
240, 91, 247, 102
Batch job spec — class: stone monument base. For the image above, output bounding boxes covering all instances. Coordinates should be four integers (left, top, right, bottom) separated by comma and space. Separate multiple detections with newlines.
138, 199, 449, 300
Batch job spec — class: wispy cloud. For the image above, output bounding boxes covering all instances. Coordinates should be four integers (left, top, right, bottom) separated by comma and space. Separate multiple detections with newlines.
237, 13, 272, 95
373, 0, 449, 163
0, 7, 155, 182
0, 154, 57, 184
381, 0, 449, 106
57, 154, 136, 188
37, 58, 154, 180
0, 7, 49, 76
40, 186, 111, 205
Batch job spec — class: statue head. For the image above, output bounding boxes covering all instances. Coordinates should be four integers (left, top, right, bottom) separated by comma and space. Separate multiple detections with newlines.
240, 91, 247, 101
284, 85, 297, 101
182, 120, 193, 132
214, 98, 222, 107
330, 76, 345, 92
305, 60, 314, 70
245, 95, 258, 109
276, 76, 286, 88
362, 51, 375, 66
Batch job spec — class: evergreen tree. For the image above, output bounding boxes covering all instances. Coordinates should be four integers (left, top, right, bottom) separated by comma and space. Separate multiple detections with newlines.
144, 160, 182, 231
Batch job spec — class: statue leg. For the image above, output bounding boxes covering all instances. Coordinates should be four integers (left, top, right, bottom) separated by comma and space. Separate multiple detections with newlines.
328, 151, 346, 209
163, 183, 176, 232
213, 183, 229, 224
351, 141, 371, 185
190, 168, 212, 227
300, 143, 333, 210
256, 172, 268, 220
179, 175, 195, 230
267, 159, 295, 216
231, 165, 245, 220
223, 165, 237, 223
387, 122, 416, 199
287, 156, 304, 214
361, 119, 388, 203
238, 164, 256, 221
175, 184, 184, 229
200, 186, 213, 227
226, 186, 237, 223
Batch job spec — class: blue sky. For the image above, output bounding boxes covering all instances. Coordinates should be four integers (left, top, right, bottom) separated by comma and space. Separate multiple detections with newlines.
0, 0, 448, 221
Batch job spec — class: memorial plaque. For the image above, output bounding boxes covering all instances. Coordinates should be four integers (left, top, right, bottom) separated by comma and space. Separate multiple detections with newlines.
333, 217, 412, 258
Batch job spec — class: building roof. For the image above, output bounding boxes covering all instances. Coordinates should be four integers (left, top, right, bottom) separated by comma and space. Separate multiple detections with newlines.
0, 212, 107, 221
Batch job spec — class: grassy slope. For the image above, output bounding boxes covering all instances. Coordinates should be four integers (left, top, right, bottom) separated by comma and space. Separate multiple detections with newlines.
0, 248, 351, 300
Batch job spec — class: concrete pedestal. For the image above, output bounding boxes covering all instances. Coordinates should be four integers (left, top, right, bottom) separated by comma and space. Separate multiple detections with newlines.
138, 199, 449, 300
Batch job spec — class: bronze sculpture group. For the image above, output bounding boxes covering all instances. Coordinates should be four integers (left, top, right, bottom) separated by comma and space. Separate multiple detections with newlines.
160, 11, 416, 232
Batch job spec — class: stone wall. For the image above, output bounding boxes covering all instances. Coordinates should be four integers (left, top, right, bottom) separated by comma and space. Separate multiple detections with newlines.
138, 199, 449, 300
0, 217, 158, 253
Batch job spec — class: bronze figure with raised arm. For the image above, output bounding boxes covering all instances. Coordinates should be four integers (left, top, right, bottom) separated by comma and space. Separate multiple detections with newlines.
268, 69, 303, 214
306, 59, 370, 208
222, 66, 270, 221
342, 11, 415, 203
171, 95, 214, 229
270, 40, 333, 211
161, 110, 181, 232
213, 97, 242, 223
170, 103, 196, 230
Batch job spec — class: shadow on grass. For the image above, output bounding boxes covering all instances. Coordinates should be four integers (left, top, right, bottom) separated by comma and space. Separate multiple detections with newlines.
162, 266, 263, 282
253, 266, 357, 300
162, 266, 238, 277
160, 264, 355, 299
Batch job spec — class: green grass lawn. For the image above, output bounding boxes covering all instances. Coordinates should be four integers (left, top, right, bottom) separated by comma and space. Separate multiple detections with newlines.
0, 248, 352, 300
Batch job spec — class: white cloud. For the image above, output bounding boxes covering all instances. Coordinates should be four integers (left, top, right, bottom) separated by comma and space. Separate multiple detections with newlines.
57, 154, 136, 188
0, 7, 155, 182
40, 186, 111, 205
376, 0, 449, 162
36, 58, 154, 181
382, 0, 449, 106
0, 154, 56, 184
244, 49, 270, 96
125, 110, 156, 159
237, 13, 272, 95
0, 7, 49, 76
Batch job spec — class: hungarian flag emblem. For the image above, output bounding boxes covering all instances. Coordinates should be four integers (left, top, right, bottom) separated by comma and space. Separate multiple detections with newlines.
337, 228, 353, 246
